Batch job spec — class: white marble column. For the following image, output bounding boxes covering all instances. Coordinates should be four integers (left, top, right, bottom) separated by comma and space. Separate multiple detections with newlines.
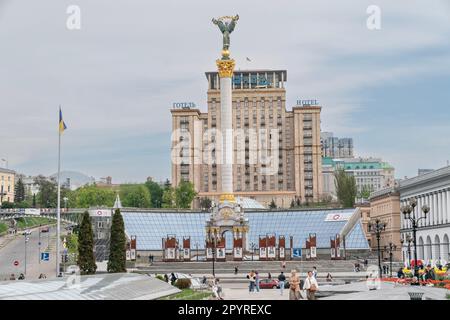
429, 194, 434, 226
417, 196, 423, 227
220, 75, 233, 194
434, 193, 438, 226
446, 189, 450, 224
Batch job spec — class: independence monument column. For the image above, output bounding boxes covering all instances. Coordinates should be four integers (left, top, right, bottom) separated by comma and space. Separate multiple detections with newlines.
205, 15, 249, 262
212, 14, 239, 203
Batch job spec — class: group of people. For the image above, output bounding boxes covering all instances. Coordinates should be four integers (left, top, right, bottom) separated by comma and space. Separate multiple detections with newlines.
397, 264, 437, 285
279, 269, 319, 300
8, 273, 26, 281
247, 270, 261, 292
163, 272, 178, 285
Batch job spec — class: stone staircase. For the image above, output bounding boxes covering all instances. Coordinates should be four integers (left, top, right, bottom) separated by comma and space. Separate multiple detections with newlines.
135, 260, 374, 284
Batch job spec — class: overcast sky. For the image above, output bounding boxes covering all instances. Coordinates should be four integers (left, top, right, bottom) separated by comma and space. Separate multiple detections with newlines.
1, 0, 450, 183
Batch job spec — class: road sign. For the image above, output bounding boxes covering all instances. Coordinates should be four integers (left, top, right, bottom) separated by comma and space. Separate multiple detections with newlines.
41, 252, 50, 262
292, 248, 302, 258
13, 260, 19, 266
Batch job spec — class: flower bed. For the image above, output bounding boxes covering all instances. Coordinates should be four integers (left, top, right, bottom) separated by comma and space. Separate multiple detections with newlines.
382, 277, 450, 288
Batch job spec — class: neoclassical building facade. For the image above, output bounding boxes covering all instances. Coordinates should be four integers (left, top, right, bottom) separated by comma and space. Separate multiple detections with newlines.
399, 166, 450, 264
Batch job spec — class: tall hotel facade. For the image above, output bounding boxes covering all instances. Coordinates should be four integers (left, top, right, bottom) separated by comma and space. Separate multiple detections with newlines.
171, 70, 322, 208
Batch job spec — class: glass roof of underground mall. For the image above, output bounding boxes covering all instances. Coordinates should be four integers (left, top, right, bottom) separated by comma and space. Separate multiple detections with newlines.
122, 208, 369, 251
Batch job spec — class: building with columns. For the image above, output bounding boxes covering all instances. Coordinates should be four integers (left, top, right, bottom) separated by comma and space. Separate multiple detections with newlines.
398, 166, 450, 264
171, 69, 323, 208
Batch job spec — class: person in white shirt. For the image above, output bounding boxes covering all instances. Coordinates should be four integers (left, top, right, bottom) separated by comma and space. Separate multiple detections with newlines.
304, 271, 319, 300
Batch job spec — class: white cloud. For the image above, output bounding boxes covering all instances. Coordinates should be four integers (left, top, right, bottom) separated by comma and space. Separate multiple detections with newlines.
0, 0, 449, 181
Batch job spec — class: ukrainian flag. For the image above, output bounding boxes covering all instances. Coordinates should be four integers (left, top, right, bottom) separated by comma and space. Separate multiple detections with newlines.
59, 107, 67, 134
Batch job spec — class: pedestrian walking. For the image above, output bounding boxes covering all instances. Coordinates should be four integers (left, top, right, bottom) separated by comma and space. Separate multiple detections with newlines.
326, 273, 333, 282
247, 271, 256, 293
18, 273, 25, 280
212, 278, 224, 300
282, 261, 286, 269
304, 271, 319, 300
255, 271, 260, 293
278, 271, 286, 296
289, 270, 301, 300
170, 272, 177, 285
312, 266, 318, 278
234, 266, 238, 275
164, 274, 169, 283
268, 272, 272, 280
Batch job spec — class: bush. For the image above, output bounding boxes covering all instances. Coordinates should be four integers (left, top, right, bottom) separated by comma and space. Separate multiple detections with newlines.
155, 275, 165, 281
175, 278, 192, 289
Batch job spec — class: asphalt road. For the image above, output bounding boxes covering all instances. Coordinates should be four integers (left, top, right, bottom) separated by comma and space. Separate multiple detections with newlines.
0, 225, 59, 281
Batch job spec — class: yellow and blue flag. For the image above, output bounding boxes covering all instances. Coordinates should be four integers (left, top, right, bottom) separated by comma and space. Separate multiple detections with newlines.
59, 107, 67, 134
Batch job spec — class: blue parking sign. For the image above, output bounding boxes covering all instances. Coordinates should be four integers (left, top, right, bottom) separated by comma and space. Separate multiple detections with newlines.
292, 248, 302, 258
41, 252, 50, 262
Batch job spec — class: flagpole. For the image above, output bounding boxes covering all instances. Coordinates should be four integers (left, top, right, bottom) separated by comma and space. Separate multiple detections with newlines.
56, 111, 62, 277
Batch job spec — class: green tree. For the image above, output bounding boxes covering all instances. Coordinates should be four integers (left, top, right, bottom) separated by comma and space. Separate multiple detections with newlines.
162, 187, 175, 208
358, 185, 373, 201
77, 211, 97, 275
334, 168, 357, 208
199, 197, 212, 211
145, 180, 163, 208
164, 179, 171, 189
107, 209, 127, 273
32, 193, 36, 208
70, 185, 115, 208
1, 201, 14, 209
269, 199, 277, 209
14, 178, 26, 203
175, 181, 197, 209
290, 199, 295, 208
34, 175, 57, 208
120, 184, 151, 208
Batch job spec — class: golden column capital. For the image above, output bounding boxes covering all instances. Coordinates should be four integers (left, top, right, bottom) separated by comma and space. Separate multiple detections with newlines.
219, 193, 236, 203
216, 59, 235, 78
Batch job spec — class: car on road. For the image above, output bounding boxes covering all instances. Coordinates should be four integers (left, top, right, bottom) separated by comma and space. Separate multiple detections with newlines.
259, 278, 279, 289
277, 280, 290, 289
40, 226, 50, 233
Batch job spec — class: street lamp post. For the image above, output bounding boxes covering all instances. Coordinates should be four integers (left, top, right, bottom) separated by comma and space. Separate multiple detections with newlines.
385, 242, 396, 278
369, 219, 386, 278
24, 234, 29, 276
250, 242, 256, 261
63, 197, 68, 210
196, 243, 199, 262
211, 236, 218, 278
401, 198, 429, 278
401, 234, 413, 268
